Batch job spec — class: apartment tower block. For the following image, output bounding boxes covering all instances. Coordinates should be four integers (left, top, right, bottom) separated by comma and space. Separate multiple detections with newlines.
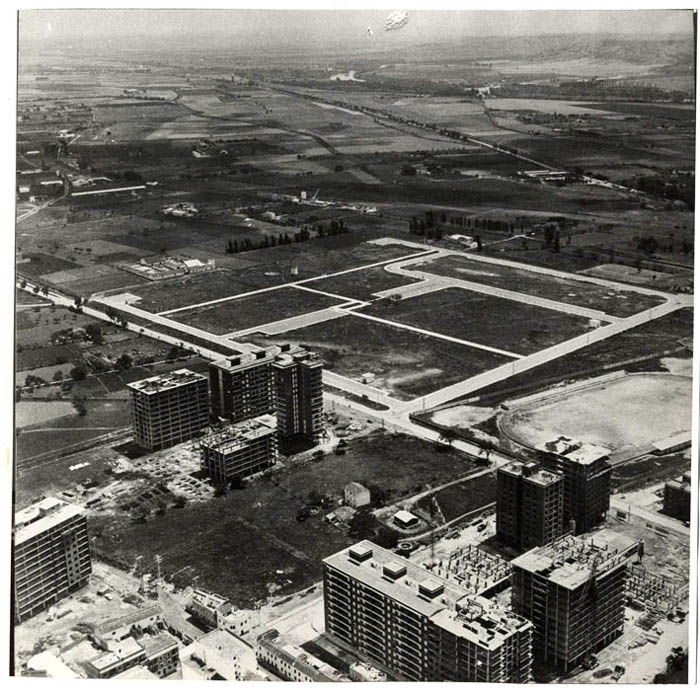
14, 497, 92, 623
323, 541, 532, 682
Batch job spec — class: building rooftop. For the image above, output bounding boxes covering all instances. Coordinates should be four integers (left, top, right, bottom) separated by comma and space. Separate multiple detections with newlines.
257, 631, 339, 682
345, 481, 369, 493
200, 415, 277, 453
113, 665, 159, 680
127, 368, 207, 395
538, 436, 611, 465
95, 604, 162, 637
500, 460, 562, 487
140, 631, 178, 659
324, 541, 466, 618
511, 533, 628, 590
666, 473, 692, 493
394, 509, 419, 525
25, 652, 79, 679
325, 542, 530, 648
87, 637, 144, 672
211, 348, 274, 372
198, 629, 253, 658
14, 497, 85, 546
652, 431, 691, 452
431, 595, 532, 651
273, 344, 323, 368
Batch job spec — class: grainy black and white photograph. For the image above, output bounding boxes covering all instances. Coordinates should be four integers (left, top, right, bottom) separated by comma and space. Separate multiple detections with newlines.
9, 3, 698, 685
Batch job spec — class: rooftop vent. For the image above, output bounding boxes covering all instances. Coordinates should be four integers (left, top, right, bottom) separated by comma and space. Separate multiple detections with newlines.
383, 561, 407, 580
418, 578, 444, 599
349, 545, 373, 563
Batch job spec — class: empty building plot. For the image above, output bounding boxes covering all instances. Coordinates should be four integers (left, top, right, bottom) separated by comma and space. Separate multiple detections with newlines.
169, 287, 344, 335
302, 265, 423, 301
361, 287, 599, 355
415, 255, 666, 317
251, 314, 515, 400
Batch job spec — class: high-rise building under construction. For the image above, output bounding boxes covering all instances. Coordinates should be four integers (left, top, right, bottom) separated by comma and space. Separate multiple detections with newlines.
510, 533, 628, 671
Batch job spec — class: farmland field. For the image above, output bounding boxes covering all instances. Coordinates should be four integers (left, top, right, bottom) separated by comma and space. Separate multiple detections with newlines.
251, 314, 514, 399
170, 287, 344, 335
361, 287, 597, 355
415, 254, 666, 316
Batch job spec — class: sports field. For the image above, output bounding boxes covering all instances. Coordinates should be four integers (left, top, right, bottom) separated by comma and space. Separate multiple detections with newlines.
498, 373, 691, 460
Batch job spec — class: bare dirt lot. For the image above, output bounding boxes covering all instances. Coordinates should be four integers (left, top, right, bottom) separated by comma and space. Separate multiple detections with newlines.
130, 239, 420, 313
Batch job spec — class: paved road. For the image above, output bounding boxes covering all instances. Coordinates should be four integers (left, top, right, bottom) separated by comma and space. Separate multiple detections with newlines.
609, 496, 690, 538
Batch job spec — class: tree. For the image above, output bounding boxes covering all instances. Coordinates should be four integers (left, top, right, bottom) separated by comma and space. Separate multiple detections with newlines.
116, 353, 133, 370
69, 365, 87, 381
72, 396, 87, 416
85, 324, 103, 344
439, 429, 456, 449
349, 510, 376, 540
52, 370, 64, 383
174, 495, 187, 508
229, 476, 246, 491
375, 526, 399, 549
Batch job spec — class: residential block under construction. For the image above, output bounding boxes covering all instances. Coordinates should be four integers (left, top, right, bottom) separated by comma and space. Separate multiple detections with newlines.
323, 541, 533, 683
199, 414, 278, 484
537, 437, 612, 534
510, 532, 629, 672
127, 369, 209, 452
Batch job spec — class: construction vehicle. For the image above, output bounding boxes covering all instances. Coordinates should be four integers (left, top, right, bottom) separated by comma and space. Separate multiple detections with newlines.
611, 665, 625, 681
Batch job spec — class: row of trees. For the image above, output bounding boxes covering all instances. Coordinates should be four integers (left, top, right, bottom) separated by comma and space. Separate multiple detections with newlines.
224, 220, 349, 254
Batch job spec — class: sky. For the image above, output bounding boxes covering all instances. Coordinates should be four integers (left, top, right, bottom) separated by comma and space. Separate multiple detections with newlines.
18, 8, 695, 51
